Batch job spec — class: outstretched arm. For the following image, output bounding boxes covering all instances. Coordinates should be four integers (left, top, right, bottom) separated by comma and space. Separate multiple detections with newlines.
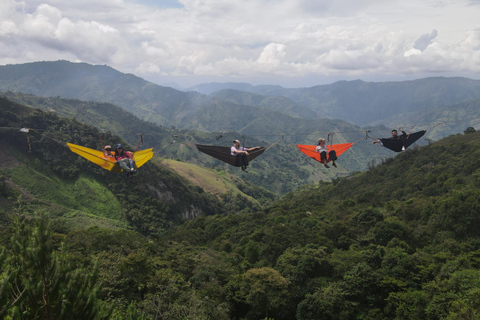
233, 148, 249, 155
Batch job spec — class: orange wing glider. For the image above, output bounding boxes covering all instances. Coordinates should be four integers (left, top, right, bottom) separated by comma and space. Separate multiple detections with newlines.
297, 143, 354, 163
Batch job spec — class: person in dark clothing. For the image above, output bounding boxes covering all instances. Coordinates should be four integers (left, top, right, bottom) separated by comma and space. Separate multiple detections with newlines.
230, 139, 261, 172
372, 127, 407, 150
372, 127, 406, 144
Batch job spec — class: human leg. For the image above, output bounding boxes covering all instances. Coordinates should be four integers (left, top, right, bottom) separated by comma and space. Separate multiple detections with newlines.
236, 154, 249, 171
329, 150, 337, 167
116, 159, 131, 172
320, 151, 329, 168
128, 159, 136, 171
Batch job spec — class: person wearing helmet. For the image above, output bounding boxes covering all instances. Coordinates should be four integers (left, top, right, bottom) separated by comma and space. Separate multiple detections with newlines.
114, 143, 136, 175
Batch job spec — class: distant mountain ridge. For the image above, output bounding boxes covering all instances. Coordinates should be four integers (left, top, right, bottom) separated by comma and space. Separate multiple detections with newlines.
3, 61, 480, 131
189, 78, 480, 127
210, 89, 319, 119
187, 82, 285, 95
0, 60, 204, 126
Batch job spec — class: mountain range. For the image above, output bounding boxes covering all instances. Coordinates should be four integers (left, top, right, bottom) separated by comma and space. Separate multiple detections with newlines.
2, 61, 480, 132
188, 77, 480, 127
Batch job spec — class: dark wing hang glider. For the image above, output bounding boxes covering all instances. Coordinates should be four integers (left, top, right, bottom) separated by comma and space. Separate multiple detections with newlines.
379, 130, 426, 152
195, 144, 266, 167
297, 143, 354, 163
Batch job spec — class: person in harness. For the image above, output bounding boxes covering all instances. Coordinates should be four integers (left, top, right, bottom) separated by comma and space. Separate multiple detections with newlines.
316, 138, 337, 168
114, 143, 136, 175
231, 139, 261, 172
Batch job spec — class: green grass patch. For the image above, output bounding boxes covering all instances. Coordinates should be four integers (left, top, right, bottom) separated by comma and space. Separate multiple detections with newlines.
161, 159, 241, 195
5, 165, 122, 220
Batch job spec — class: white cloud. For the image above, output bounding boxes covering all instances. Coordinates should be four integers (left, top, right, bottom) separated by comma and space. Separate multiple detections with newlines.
1, 0, 480, 87
404, 48, 422, 57
257, 43, 287, 67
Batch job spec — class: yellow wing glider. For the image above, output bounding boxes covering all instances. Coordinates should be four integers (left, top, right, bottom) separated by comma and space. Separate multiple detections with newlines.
67, 143, 154, 173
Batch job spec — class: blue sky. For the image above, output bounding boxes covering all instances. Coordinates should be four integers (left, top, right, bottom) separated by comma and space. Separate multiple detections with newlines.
1, 0, 480, 89
126, 0, 183, 9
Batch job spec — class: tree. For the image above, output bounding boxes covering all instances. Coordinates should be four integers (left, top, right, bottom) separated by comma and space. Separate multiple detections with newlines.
230, 267, 290, 320
297, 283, 351, 320
464, 127, 476, 134
1, 214, 110, 319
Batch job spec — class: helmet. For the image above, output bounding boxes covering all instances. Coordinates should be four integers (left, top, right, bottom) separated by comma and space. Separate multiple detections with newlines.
104, 145, 112, 150
116, 143, 123, 149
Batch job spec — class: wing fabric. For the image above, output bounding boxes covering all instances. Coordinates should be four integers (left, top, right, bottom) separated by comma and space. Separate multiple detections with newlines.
132, 148, 155, 168
296, 143, 354, 163
195, 144, 265, 167
380, 130, 426, 152
67, 143, 154, 173
67, 143, 117, 171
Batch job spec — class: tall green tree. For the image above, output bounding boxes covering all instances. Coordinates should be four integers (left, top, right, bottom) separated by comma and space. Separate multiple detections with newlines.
230, 267, 290, 320
1, 214, 110, 319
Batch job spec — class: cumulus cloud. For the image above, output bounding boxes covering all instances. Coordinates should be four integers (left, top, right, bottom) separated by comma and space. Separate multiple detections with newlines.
257, 43, 287, 67
1, 0, 480, 87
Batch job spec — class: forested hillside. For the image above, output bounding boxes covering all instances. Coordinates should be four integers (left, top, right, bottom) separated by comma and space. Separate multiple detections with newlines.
0, 60, 209, 126
161, 130, 480, 319
209, 89, 319, 119
1, 123, 479, 319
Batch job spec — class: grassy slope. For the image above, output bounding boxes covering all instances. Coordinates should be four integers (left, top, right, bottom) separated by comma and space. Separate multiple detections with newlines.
2, 142, 127, 231
161, 159, 246, 196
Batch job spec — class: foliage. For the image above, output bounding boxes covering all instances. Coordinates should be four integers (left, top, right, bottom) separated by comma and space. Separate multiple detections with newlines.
0, 212, 110, 319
